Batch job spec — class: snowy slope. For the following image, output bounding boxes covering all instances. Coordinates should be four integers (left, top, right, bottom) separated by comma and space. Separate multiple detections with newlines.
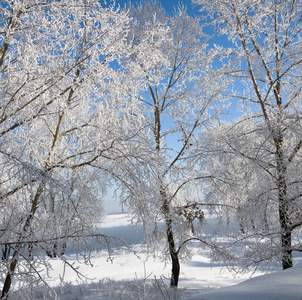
188, 265, 302, 300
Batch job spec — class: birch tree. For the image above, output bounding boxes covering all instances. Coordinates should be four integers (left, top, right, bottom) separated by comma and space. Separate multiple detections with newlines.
0, 0, 139, 297
105, 1, 228, 287
194, 0, 302, 270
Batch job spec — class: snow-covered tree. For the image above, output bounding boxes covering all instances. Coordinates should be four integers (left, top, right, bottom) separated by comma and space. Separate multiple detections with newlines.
194, 0, 302, 271
103, 1, 228, 287
0, 0, 140, 297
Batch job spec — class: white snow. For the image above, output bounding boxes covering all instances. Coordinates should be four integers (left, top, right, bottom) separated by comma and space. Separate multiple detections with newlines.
8, 214, 302, 299
187, 265, 302, 300
97, 213, 134, 228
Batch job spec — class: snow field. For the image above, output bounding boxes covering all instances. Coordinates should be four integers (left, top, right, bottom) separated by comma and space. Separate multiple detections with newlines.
7, 214, 302, 299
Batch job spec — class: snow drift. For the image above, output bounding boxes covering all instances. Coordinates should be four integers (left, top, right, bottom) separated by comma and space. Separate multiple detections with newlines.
188, 265, 302, 300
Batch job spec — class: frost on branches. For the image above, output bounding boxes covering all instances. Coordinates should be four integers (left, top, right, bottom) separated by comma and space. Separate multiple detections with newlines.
1, 0, 301, 296
107, 1, 229, 287
194, 0, 302, 272
0, 0, 141, 298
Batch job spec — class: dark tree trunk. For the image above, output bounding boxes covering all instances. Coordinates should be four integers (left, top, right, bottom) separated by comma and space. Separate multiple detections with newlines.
279, 189, 292, 269
278, 178, 292, 269
275, 135, 293, 269
162, 198, 180, 287
1, 247, 20, 299
281, 231, 292, 269
166, 218, 180, 287
1, 185, 43, 298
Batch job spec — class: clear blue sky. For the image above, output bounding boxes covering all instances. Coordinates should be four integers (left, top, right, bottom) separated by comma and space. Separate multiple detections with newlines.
115, 0, 199, 16
158, 0, 199, 15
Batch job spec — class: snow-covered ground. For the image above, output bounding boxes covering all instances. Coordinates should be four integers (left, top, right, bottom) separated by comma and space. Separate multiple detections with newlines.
8, 214, 302, 299
187, 265, 302, 300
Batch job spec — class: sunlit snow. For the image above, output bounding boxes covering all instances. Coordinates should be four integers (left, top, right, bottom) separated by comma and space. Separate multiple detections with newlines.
8, 214, 302, 300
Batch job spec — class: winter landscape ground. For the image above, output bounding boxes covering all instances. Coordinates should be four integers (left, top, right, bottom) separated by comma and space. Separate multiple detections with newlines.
7, 214, 302, 300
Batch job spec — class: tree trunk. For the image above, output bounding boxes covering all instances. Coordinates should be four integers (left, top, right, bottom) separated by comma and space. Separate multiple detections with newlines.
279, 195, 292, 269
166, 220, 180, 287
162, 199, 180, 287
1, 247, 20, 299
281, 231, 292, 270
275, 135, 292, 269
47, 196, 58, 258
1, 184, 43, 298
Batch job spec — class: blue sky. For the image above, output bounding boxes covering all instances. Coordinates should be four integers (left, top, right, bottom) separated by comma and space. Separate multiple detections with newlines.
158, 0, 198, 15
115, 0, 199, 15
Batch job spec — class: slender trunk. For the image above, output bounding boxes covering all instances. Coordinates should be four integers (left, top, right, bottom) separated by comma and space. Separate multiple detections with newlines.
1, 246, 21, 299
272, 5, 292, 269
46, 69, 79, 259
278, 185, 292, 270
1, 184, 43, 299
46, 195, 58, 258
280, 231, 292, 269
275, 135, 292, 269
151, 81, 180, 285
166, 219, 180, 287
162, 199, 180, 287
